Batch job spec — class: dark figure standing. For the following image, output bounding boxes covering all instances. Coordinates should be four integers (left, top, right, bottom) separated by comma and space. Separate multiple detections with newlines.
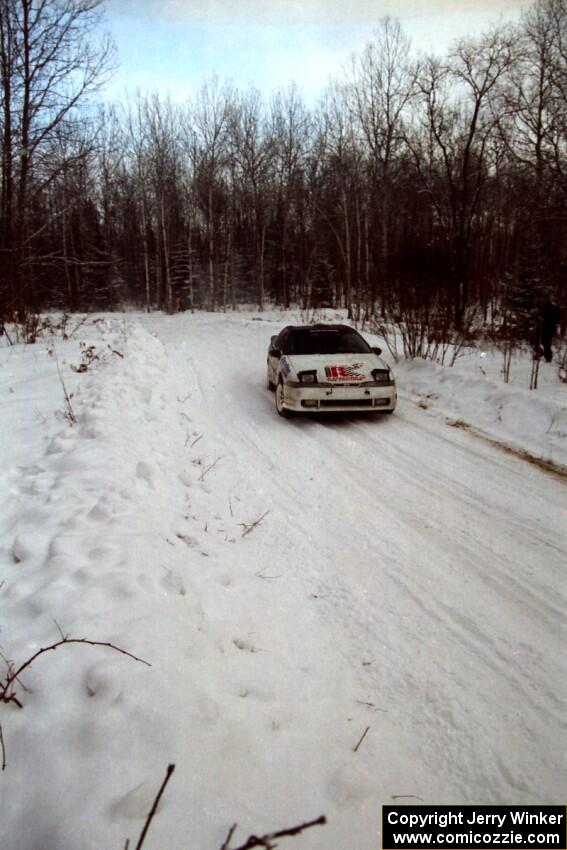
540, 300, 561, 362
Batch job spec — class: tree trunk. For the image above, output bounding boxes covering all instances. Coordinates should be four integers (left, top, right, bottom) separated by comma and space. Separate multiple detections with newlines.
342, 187, 352, 317
141, 201, 151, 312
187, 219, 194, 313
160, 199, 172, 313
208, 183, 215, 310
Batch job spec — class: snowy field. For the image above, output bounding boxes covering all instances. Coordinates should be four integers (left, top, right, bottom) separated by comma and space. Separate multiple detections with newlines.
0, 310, 565, 850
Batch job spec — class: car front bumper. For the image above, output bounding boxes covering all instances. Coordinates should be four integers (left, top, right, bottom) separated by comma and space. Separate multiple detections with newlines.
282, 382, 397, 413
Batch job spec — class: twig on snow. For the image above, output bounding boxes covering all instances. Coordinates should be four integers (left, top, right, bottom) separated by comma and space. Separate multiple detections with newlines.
220, 815, 327, 850
391, 794, 424, 801
353, 725, 370, 753
67, 316, 89, 339
131, 763, 176, 850
199, 456, 223, 481
356, 700, 387, 712
52, 346, 76, 424
0, 723, 5, 771
239, 510, 270, 538
53, 619, 67, 641
220, 824, 238, 850
256, 570, 281, 581
0, 652, 28, 695
191, 434, 203, 448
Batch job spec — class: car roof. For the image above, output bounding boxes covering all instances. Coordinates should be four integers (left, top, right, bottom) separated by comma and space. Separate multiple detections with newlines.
281, 323, 359, 333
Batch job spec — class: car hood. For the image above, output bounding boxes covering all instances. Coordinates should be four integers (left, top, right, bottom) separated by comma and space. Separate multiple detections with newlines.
286, 352, 391, 382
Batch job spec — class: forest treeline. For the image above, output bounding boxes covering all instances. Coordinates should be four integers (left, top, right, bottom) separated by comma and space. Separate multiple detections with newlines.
1, 0, 566, 342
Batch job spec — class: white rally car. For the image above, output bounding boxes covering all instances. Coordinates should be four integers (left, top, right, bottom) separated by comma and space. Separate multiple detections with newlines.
267, 324, 397, 418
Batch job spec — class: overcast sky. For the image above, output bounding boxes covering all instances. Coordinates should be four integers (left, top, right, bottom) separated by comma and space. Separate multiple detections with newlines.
103, 0, 528, 103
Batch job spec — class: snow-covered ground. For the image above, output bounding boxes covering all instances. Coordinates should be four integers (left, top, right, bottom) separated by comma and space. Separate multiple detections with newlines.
0, 311, 565, 850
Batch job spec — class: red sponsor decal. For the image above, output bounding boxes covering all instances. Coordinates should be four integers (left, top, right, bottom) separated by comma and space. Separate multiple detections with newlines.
325, 364, 365, 382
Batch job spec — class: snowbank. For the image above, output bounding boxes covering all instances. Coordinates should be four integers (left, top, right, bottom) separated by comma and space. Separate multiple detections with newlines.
0, 320, 368, 850
393, 357, 567, 470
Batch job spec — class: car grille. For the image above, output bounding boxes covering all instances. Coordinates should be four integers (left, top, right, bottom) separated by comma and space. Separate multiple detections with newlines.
319, 399, 374, 408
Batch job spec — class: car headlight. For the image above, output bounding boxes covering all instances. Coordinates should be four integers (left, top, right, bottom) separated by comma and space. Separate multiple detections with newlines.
298, 370, 317, 384
372, 369, 390, 382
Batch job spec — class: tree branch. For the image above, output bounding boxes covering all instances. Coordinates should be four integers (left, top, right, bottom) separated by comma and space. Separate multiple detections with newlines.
132, 763, 176, 850
0, 637, 150, 707
220, 815, 327, 850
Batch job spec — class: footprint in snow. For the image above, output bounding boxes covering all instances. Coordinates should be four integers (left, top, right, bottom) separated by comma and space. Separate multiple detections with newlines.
161, 568, 186, 596
135, 460, 155, 487
88, 543, 120, 563
137, 385, 153, 404
84, 662, 123, 703
327, 765, 378, 806
11, 534, 38, 563
17, 475, 53, 496
143, 407, 160, 423
79, 423, 106, 440
236, 684, 271, 702
88, 495, 124, 522
107, 574, 136, 600
17, 463, 46, 477
60, 513, 84, 532
46, 434, 73, 455
48, 535, 81, 558
71, 567, 90, 585
233, 638, 259, 654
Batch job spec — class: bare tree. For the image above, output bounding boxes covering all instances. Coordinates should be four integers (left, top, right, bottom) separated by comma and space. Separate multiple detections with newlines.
229, 86, 275, 311
271, 83, 312, 307
348, 18, 418, 316
0, 0, 115, 319
317, 81, 361, 315
191, 76, 233, 311
407, 27, 517, 327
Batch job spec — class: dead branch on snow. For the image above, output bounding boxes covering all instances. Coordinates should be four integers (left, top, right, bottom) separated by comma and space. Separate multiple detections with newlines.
125, 763, 176, 850
0, 634, 150, 770
220, 815, 327, 850
239, 510, 270, 538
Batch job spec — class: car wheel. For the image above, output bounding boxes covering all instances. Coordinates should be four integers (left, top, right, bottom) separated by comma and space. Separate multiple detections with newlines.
275, 380, 291, 418
267, 377, 276, 391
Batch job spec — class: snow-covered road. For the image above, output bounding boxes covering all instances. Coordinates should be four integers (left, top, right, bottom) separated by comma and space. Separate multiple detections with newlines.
157, 312, 566, 782
1, 311, 565, 850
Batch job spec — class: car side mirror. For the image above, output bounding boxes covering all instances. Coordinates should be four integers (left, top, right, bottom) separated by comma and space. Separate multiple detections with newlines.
372, 346, 382, 356
269, 347, 282, 358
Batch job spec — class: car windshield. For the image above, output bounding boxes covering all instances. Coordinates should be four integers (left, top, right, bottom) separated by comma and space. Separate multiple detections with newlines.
285, 329, 371, 355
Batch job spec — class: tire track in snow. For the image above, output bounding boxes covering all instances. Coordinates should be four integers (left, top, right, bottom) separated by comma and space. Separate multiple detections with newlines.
308, 411, 566, 726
